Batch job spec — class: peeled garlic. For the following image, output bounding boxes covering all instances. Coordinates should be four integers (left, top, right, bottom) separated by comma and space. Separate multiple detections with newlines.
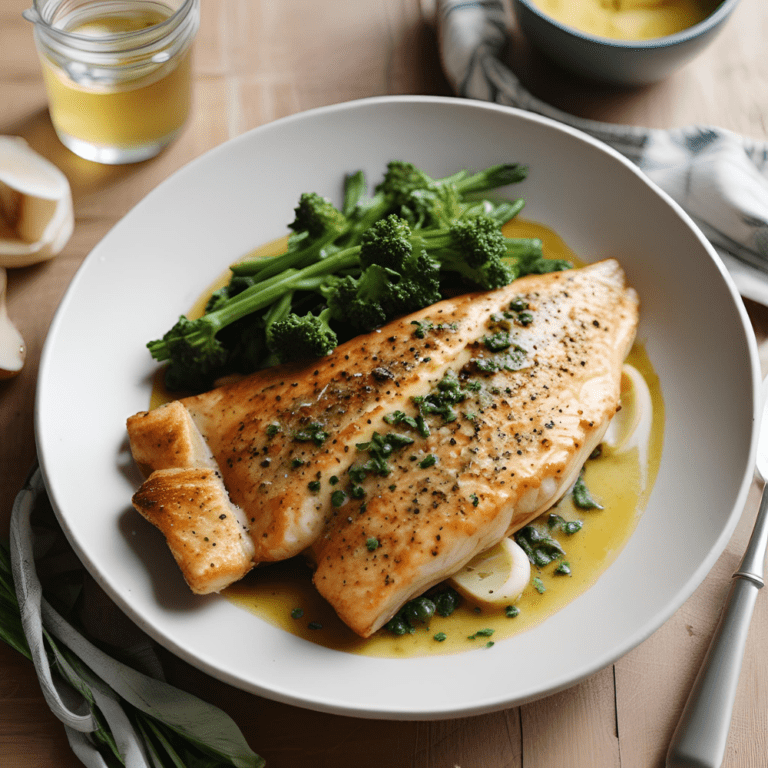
449, 537, 531, 605
603, 363, 653, 478
0, 267, 25, 378
0, 136, 73, 268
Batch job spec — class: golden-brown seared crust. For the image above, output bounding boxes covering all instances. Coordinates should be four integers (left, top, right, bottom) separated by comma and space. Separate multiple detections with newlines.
127, 260, 639, 633
132, 467, 255, 594
127, 401, 214, 476
311, 260, 639, 636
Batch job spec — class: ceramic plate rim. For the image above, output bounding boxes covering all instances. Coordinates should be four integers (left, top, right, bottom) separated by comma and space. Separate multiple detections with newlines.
35, 95, 761, 720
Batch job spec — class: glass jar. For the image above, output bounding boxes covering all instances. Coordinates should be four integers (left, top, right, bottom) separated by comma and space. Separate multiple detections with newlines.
24, 0, 200, 165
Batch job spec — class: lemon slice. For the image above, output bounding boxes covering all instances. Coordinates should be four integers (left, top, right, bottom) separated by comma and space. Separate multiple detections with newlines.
449, 537, 531, 605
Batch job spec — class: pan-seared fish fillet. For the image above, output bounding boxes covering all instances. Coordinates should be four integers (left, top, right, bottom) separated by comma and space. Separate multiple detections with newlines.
311, 259, 638, 636
128, 260, 638, 627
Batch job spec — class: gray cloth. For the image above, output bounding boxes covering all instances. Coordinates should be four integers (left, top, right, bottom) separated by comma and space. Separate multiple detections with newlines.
436, 0, 768, 304
10, 467, 262, 768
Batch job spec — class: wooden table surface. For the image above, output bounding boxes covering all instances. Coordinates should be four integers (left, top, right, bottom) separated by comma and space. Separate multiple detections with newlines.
2, 1, 767, 765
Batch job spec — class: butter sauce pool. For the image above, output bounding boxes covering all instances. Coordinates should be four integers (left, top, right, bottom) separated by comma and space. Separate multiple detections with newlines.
152, 218, 664, 657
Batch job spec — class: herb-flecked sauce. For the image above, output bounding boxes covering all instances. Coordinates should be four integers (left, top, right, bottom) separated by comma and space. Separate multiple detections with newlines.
151, 218, 664, 658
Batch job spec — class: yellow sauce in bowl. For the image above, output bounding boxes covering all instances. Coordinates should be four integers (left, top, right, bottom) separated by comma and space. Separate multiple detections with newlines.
528, 0, 718, 40
150, 217, 664, 658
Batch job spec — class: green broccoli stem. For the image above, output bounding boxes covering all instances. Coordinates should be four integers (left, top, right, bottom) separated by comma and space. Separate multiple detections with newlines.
482, 197, 526, 225
451, 163, 528, 195
412, 228, 537, 259
339, 191, 392, 247
230, 226, 349, 280
148, 246, 361, 362
342, 170, 367, 217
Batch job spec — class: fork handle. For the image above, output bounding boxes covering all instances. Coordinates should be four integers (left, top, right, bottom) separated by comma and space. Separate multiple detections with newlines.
666, 574, 761, 768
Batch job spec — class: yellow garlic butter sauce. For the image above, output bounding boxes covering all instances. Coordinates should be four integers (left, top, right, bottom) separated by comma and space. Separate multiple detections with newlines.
40, 3, 192, 149
529, 0, 718, 41
151, 219, 664, 657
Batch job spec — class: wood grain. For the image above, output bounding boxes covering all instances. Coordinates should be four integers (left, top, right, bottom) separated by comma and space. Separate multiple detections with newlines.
1, 0, 767, 766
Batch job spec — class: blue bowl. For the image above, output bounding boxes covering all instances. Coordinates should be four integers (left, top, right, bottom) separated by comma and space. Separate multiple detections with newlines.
511, 0, 741, 86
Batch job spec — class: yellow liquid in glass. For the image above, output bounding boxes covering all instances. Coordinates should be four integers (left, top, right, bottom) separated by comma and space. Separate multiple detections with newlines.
41, 3, 192, 150
148, 218, 664, 659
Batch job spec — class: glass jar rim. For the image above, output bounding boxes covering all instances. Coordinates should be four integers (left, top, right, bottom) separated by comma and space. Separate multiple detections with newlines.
24, 0, 198, 50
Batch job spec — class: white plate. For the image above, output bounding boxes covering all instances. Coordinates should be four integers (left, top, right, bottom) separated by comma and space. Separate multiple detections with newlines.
36, 96, 761, 720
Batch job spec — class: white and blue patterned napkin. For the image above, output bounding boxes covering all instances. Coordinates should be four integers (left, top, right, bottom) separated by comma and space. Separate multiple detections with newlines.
436, 0, 768, 305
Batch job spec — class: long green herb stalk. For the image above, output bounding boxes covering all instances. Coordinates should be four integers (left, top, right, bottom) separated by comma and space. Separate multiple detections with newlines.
0, 538, 264, 768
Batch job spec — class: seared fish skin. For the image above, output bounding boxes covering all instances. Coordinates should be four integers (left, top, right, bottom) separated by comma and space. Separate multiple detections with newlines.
127, 260, 638, 628
311, 259, 638, 636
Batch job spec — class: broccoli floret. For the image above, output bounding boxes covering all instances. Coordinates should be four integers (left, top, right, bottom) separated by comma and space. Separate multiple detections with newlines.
323, 221, 441, 333
447, 216, 507, 268
148, 315, 230, 391
418, 213, 547, 290
267, 308, 338, 362
387, 248, 441, 313
358, 215, 413, 271
232, 193, 350, 281
429, 215, 514, 290
322, 273, 389, 332
289, 192, 348, 239
149, 162, 543, 390
376, 161, 434, 206
148, 246, 361, 389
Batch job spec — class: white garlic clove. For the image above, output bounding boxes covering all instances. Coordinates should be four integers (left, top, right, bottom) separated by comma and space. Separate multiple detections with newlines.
602, 363, 653, 480
449, 537, 532, 605
0, 267, 25, 378
0, 136, 74, 268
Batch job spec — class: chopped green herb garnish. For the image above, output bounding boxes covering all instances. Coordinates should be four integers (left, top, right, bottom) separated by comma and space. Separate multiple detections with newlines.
485, 641, 495, 648
331, 490, 347, 507
293, 422, 329, 446
350, 484, 366, 499
307, 621, 323, 630
482, 331, 512, 352
509, 297, 528, 312
563, 520, 583, 535
411, 319, 434, 338
291, 457, 305, 468
533, 577, 546, 594
505, 605, 520, 618
404, 597, 436, 624
469, 493, 479, 507
434, 632, 447, 642
547, 513, 566, 529
352, 431, 415, 478
515, 525, 565, 567
433, 587, 461, 617
291, 608, 304, 619
308, 480, 321, 492
384, 410, 419, 430
385, 615, 414, 636
419, 454, 437, 469
266, 423, 280, 437
329, 475, 339, 485
517, 311, 533, 326
555, 562, 571, 575
468, 628, 495, 640
366, 537, 379, 551
572, 469, 603, 510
